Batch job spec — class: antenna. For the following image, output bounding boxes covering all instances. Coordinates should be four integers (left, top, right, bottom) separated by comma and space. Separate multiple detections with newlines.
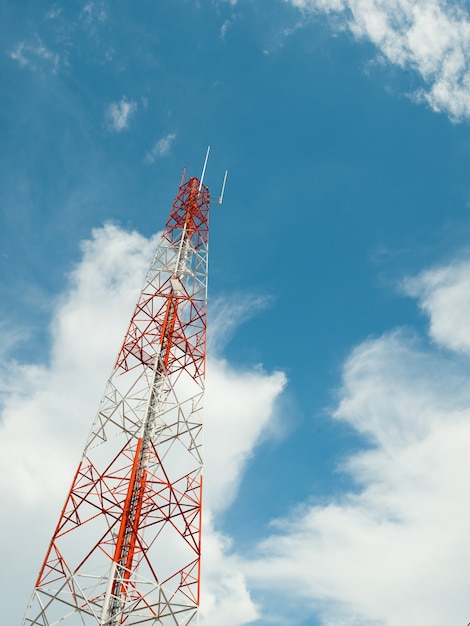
218, 170, 228, 205
199, 146, 228, 204
199, 146, 210, 191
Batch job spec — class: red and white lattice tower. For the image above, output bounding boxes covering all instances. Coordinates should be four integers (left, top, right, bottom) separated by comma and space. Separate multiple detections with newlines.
22, 160, 221, 625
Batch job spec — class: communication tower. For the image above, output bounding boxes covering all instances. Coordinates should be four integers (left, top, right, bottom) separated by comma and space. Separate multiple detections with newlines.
22, 151, 226, 625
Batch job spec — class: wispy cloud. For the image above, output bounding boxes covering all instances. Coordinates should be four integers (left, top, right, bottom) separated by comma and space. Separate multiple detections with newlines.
80, 0, 107, 25
45, 6, 62, 20
208, 293, 274, 356
220, 19, 231, 39
105, 97, 138, 132
144, 132, 177, 163
218, 5, 240, 40
288, 0, 470, 121
9, 39, 61, 74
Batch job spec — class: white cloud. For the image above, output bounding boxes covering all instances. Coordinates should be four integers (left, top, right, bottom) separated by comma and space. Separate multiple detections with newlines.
244, 255, 470, 625
144, 132, 177, 163
1, 224, 285, 625
200, 514, 260, 626
205, 358, 286, 512
404, 259, 470, 354
287, 0, 470, 121
105, 97, 138, 132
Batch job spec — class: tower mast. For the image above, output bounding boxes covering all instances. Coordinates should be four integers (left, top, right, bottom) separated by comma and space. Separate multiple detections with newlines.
23, 171, 210, 625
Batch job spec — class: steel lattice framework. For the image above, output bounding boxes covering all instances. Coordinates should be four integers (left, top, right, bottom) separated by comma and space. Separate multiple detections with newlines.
23, 175, 210, 626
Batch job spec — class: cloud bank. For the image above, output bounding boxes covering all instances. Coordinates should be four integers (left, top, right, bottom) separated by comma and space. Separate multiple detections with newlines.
245, 257, 470, 625
288, 0, 470, 121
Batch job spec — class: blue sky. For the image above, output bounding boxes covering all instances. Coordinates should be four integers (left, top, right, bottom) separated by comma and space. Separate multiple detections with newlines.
3, 1, 470, 625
